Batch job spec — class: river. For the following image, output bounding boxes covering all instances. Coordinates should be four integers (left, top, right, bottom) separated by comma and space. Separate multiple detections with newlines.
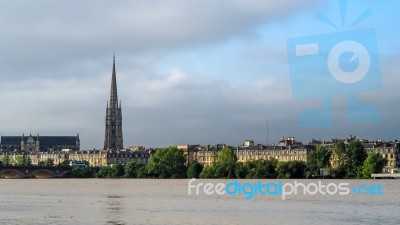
0, 179, 399, 225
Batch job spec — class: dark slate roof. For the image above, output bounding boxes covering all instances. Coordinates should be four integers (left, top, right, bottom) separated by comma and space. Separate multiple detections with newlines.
0, 136, 21, 145
1, 136, 78, 146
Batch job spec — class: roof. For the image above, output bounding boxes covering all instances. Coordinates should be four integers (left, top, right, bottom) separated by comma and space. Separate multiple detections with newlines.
0, 136, 21, 145
1, 135, 78, 146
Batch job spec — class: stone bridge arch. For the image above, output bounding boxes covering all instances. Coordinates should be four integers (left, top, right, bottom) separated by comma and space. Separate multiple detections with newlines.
0, 166, 72, 178
0, 169, 26, 178
29, 169, 56, 178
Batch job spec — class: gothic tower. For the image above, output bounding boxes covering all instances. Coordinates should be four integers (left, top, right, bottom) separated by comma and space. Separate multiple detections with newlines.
104, 55, 124, 150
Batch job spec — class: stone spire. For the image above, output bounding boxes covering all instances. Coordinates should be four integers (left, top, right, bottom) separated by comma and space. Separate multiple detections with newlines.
109, 54, 118, 109
104, 54, 124, 150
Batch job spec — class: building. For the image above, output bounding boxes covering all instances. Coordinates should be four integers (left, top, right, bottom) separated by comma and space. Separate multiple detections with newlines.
0, 148, 150, 167
66, 150, 108, 167
191, 138, 312, 166
235, 137, 311, 164
311, 136, 400, 174
0, 133, 80, 152
100, 55, 150, 165
106, 149, 150, 165
104, 55, 124, 150
361, 139, 399, 173
177, 145, 200, 165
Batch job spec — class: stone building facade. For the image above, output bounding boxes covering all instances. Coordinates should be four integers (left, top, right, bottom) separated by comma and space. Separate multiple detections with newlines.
362, 140, 399, 173
312, 137, 400, 174
192, 138, 312, 166
1, 149, 149, 167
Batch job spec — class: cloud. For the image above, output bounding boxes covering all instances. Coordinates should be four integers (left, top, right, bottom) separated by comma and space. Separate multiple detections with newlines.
0, 0, 399, 149
0, 0, 317, 78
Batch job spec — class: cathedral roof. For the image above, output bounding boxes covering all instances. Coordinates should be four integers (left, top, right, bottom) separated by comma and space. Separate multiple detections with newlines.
1, 136, 78, 146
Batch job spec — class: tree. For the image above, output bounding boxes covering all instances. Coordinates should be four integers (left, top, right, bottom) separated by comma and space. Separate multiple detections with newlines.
362, 153, 387, 178
125, 160, 140, 178
234, 162, 248, 178
147, 146, 187, 178
198, 165, 214, 178
187, 161, 203, 178
12, 156, 24, 166
71, 167, 93, 178
136, 164, 148, 178
277, 161, 306, 179
110, 162, 125, 178
4, 155, 11, 166
331, 141, 348, 178
306, 145, 331, 178
136, 163, 149, 178
347, 140, 367, 178
96, 166, 110, 178
245, 158, 278, 179
213, 146, 237, 178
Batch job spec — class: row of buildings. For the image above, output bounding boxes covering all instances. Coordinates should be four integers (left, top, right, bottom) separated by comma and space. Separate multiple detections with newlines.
181, 137, 309, 166
1, 135, 399, 174
181, 136, 400, 173
1, 56, 399, 173
0, 133, 150, 167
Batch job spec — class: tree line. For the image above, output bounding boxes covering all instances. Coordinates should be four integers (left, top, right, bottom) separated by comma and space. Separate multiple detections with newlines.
0, 142, 386, 179
69, 140, 387, 179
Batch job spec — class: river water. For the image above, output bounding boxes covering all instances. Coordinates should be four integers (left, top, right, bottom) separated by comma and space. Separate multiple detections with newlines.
0, 179, 399, 225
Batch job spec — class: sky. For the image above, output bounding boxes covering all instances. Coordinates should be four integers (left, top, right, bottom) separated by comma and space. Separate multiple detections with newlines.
0, 0, 399, 149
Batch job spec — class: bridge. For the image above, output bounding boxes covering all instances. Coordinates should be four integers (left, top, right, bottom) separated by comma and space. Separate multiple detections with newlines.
0, 166, 72, 178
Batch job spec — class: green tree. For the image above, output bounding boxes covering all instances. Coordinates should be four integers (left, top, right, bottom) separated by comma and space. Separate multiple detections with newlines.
186, 161, 203, 178
347, 140, 367, 178
147, 146, 187, 178
125, 160, 140, 178
245, 158, 278, 179
110, 162, 125, 178
4, 155, 11, 166
213, 146, 237, 178
136, 164, 148, 178
277, 161, 306, 179
12, 156, 24, 166
306, 145, 331, 178
234, 162, 248, 178
331, 141, 348, 178
96, 166, 110, 178
71, 167, 93, 178
362, 153, 387, 178
199, 165, 215, 178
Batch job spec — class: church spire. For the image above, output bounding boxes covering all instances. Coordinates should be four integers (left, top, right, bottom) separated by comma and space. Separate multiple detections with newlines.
109, 54, 118, 109
104, 54, 124, 150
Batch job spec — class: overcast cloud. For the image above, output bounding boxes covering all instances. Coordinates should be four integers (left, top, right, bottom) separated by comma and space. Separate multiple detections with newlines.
0, 0, 399, 149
